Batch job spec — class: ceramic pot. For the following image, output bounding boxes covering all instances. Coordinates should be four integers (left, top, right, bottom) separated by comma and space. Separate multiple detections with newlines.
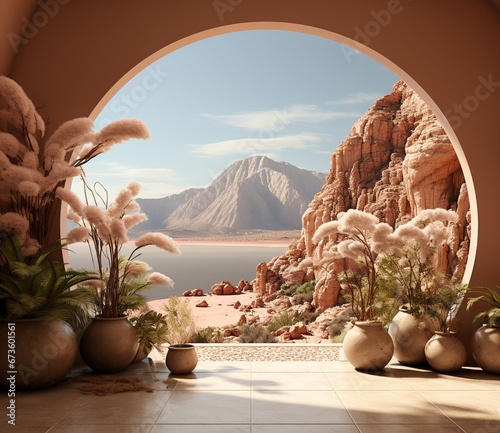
133, 343, 149, 363
343, 320, 394, 371
389, 307, 436, 365
165, 344, 198, 374
425, 331, 467, 373
79, 316, 139, 373
471, 325, 500, 374
0, 319, 78, 390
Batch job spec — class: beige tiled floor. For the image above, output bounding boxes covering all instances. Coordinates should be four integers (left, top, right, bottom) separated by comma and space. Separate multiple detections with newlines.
2, 357, 499, 433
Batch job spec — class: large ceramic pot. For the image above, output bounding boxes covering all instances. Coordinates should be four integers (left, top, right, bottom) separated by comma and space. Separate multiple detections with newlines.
389, 307, 436, 365
471, 325, 500, 374
0, 319, 78, 390
425, 331, 467, 373
165, 344, 198, 374
79, 316, 139, 373
343, 320, 394, 371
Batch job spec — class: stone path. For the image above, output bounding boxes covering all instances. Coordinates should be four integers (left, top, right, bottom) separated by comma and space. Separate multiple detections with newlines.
193, 343, 341, 362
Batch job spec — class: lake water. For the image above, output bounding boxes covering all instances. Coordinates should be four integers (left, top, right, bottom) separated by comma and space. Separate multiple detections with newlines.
67, 243, 288, 301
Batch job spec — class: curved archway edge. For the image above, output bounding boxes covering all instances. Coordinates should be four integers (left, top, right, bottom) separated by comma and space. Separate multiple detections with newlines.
3, 1, 500, 356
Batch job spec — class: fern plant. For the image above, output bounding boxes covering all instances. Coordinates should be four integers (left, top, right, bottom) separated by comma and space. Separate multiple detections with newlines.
0, 234, 96, 329
467, 286, 500, 327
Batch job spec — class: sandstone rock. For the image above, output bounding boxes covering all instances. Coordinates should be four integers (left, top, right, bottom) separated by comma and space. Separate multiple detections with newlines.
182, 290, 192, 297
251, 297, 265, 308
211, 280, 236, 295
196, 300, 209, 308
289, 322, 308, 340
238, 280, 253, 292
233, 300, 241, 309
192, 288, 204, 296
255, 81, 469, 310
237, 314, 247, 326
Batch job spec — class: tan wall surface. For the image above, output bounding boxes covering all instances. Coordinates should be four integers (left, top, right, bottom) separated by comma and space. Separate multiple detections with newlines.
1, 0, 499, 357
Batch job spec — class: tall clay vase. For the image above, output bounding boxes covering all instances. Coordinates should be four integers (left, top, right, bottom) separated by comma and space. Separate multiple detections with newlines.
165, 344, 198, 374
389, 307, 436, 365
425, 331, 467, 373
0, 319, 78, 390
343, 321, 394, 371
79, 316, 139, 373
471, 325, 500, 374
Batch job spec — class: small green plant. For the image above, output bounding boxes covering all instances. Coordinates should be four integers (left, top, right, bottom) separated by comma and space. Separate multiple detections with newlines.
129, 309, 169, 357
331, 322, 353, 343
238, 324, 276, 343
467, 286, 500, 327
266, 311, 301, 333
191, 326, 226, 343
432, 282, 468, 332
163, 297, 196, 344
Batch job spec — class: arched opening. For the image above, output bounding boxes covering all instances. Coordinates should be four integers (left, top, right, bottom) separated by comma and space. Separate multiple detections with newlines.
65, 25, 474, 341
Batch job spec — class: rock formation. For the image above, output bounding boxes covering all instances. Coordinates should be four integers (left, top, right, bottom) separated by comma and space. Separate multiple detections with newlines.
257, 81, 470, 311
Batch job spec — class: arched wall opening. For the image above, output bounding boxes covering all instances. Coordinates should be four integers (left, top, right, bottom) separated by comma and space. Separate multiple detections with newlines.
84, 22, 477, 282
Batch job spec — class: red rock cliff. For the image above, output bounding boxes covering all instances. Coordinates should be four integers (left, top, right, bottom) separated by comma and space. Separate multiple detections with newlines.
255, 81, 470, 310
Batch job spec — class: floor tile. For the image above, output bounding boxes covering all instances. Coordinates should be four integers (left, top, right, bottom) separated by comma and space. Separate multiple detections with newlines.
59, 391, 171, 425
253, 425, 360, 433
157, 390, 251, 424
337, 390, 453, 425
421, 390, 500, 425
251, 361, 323, 372
326, 371, 413, 390
9, 384, 89, 426
252, 372, 333, 390
172, 371, 251, 390
252, 390, 353, 424
319, 361, 357, 373
357, 425, 464, 433
194, 361, 252, 373
460, 424, 500, 433
151, 426, 250, 432
50, 426, 153, 433
0, 427, 53, 433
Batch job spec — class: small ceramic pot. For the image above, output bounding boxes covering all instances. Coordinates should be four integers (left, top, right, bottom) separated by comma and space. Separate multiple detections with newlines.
165, 344, 198, 374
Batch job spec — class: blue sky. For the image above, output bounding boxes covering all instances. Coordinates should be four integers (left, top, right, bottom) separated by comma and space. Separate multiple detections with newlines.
75, 30, 399, 199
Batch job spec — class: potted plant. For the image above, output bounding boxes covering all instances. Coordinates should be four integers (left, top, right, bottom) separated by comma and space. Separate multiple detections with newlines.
466, 286, 500, 374
58, 181, 181, 373
0, 234, 96, 390
424, 282, 468, 373
381, 209, 459, 365
312, 209, 396, 371
162, 297, 198, 374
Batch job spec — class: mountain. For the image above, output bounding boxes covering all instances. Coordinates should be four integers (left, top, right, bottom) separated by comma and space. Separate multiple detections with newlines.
255, 81, 470, 310
136, 156, 327, 234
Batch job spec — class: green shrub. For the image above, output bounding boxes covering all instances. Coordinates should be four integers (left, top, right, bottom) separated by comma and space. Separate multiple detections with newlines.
163, 297, 196, 344
238, 324, 276, 343
296, 309, 320, 324
296, 281, 315, 294
292, 291, 314, 305
191, 326, 225, 343
266, 311, 301, 333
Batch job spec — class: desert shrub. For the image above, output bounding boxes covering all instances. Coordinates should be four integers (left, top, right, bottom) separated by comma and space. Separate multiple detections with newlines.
266, 311, 301, 333
163, 297, 196, 344
292, 291, 314, 305
296, 281, 315, 294
329, 321, 353, 343
238, 324, 276, 343
296, 310, 321, 324
190, 326, 225, 343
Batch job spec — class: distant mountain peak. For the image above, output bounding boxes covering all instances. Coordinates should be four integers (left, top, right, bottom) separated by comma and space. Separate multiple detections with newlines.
135, 156, 327, 235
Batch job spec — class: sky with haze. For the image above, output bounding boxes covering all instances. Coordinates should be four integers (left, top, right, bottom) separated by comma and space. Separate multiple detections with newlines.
74, 29, 400, 200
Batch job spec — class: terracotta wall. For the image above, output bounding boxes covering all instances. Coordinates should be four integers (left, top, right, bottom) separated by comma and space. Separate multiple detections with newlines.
1, 0, 499, 353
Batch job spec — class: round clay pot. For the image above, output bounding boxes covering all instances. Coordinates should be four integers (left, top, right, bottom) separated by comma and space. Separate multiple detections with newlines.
79, 316, 139, 373
471, 325, 500, 374
389, 307, 436, 365
343, 320, 394, 371
0, 319, 78, 390
425, 331, 467, 373
165, 344, 198, 374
